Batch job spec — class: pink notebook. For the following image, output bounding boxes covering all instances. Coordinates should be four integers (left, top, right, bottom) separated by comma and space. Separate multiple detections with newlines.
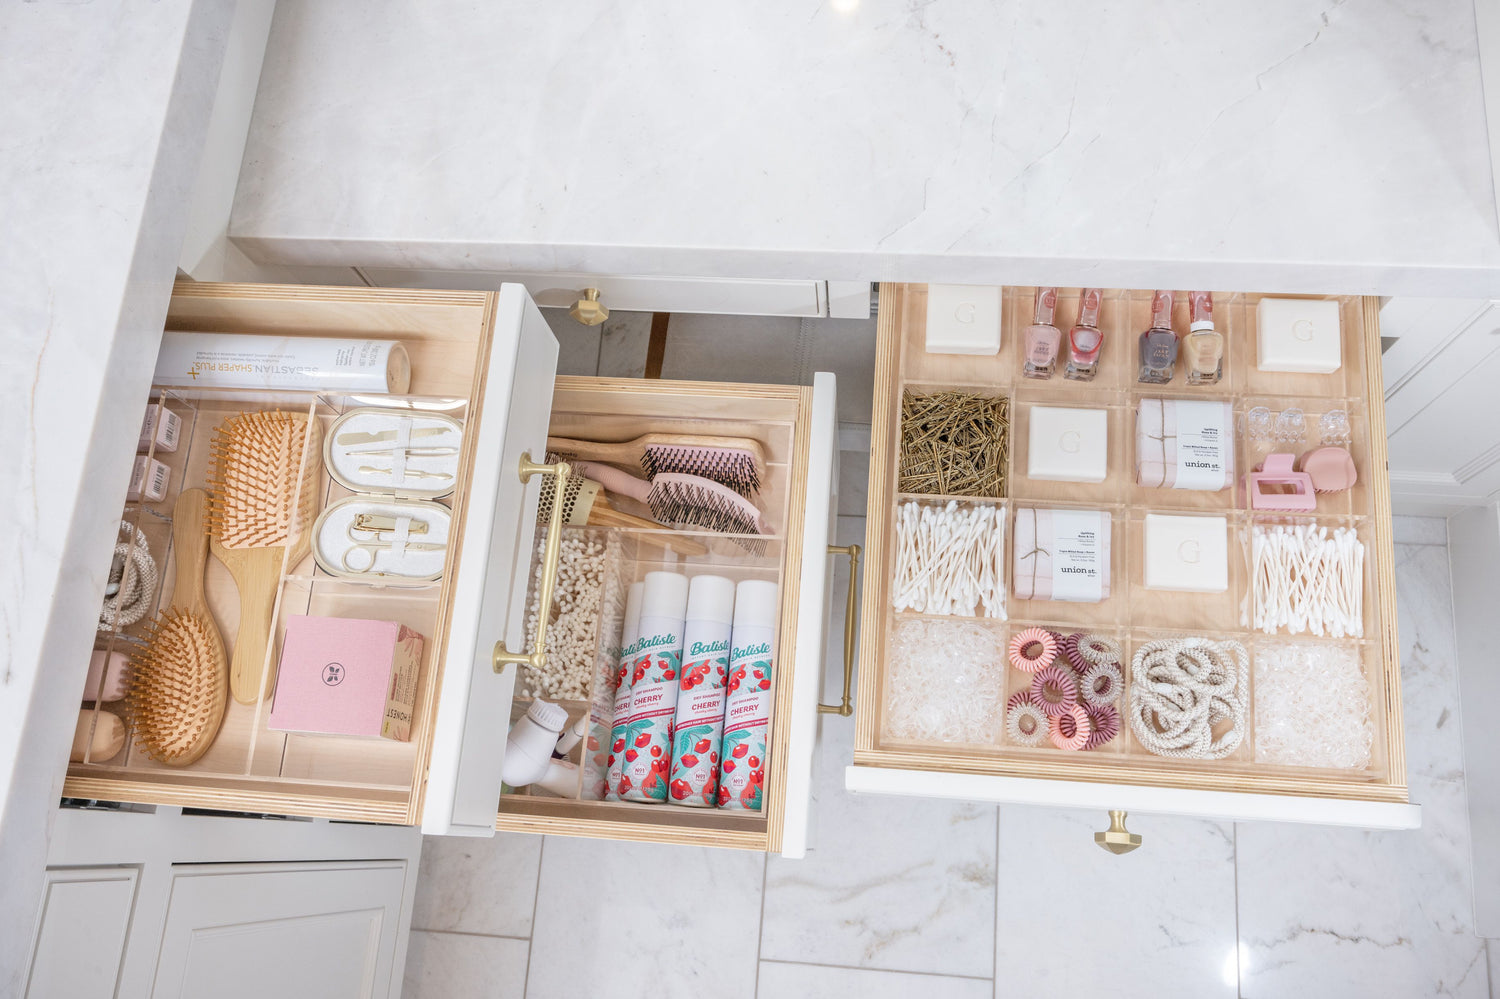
269, 616, 423, 741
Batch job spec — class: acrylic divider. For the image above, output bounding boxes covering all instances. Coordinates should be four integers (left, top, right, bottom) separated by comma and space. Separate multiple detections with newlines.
871, 286, 1389, 785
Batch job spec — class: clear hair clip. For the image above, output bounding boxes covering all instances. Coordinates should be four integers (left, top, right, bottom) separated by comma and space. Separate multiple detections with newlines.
1318, 409, 1352, 446
1274, 408, 1306, 445
1245, 406, 1273, 444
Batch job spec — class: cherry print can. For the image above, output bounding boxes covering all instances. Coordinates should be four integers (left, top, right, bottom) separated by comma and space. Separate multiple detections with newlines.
599, 583, 643, 801
620, 571, 689, 803
718, 579, 778, 811
666, 575, 736, 807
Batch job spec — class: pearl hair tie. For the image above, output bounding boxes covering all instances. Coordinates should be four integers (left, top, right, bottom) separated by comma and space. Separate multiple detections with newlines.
1128, 637, 1248, 760
97, 521, 157, 632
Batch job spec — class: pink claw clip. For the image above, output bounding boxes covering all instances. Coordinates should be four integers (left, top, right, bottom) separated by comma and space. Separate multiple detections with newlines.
1246, 453, 1317, 511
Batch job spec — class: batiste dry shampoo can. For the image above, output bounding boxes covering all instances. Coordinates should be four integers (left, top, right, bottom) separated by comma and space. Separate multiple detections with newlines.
718, 580, 778, 810
619, 572, 689, 802
665, 575, 736, 807
603, 583, 644, 801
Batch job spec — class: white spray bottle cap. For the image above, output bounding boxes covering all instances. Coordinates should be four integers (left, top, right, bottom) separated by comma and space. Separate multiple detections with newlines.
686, 574, 736, 625
733, 579, 779, 630
640, 571, 689, 621
621, 581, 645, 651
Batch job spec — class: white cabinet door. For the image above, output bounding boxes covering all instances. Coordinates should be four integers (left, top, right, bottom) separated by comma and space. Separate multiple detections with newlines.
151, 862, 409, 999
25, 867, 138, 998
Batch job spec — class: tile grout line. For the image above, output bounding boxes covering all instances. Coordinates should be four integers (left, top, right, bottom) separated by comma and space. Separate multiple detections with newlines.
1233, 823, 1244, 999
754, 851, 769, 996
522, 837, 544, 999
413, 928, 533, 942
758, 957, 995, 983
993, 805, 1001, 999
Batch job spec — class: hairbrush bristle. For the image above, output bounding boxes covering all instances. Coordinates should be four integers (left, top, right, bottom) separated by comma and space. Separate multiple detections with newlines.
645, 474, 766, 554
125, 608, 226, 764
206, 410, 317, 548
639, 444, 761, 497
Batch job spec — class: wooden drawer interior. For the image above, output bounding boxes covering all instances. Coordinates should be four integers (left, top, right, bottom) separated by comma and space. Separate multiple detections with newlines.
854, 284, 1407, 804
494, 377, 813, 852
65, 284, 499, 823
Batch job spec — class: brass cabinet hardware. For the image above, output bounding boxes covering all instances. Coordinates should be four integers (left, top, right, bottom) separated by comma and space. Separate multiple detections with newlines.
1095, 810, 1143, 854
570, 287, 609, 326
493, 453, 571, 672
819, 543, 862, 716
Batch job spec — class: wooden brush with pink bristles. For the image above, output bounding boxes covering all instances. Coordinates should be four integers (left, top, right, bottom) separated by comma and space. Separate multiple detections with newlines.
206, 410, 323, 704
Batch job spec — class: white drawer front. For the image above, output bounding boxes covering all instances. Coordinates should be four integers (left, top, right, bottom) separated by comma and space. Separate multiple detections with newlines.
779, 372, 838, 858
844, 766, 1421, 830
423, 285, 558, 835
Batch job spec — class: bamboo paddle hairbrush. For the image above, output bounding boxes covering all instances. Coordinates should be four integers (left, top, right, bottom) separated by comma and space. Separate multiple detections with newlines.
125, 488, 228, 765
207, 410, 323, 704
546, 433, 765, 497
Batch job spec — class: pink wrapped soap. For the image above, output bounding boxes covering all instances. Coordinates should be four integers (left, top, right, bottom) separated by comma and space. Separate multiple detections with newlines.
1013, 507, 1112, 603
1136, 399, 1235, 491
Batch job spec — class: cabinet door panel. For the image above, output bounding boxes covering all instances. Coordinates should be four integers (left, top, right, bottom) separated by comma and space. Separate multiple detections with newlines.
26, 867, 138, 998
152, 862, 408, 999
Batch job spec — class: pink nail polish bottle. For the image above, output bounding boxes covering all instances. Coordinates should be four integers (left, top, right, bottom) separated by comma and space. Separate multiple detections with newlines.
1064, 288, 1105, 381
1022, 287, 1061, 379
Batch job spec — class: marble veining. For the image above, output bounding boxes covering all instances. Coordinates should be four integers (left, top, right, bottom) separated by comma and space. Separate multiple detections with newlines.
232, 0, 1500, 295
0, 2, 232, 993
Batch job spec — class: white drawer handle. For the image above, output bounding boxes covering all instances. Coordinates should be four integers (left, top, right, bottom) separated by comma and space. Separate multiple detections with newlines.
493, 453, 572, 673
819, 543, 862, 717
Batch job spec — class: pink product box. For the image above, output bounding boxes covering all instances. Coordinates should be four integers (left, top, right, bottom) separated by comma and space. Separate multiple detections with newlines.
1013, 507, 1112, 603
269, 616, 424, 741
1135, 399, 1235, 491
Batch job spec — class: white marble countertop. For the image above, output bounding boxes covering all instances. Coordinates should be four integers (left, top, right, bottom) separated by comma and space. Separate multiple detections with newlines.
231, 0, 1500, 297
1, 1, 231, 988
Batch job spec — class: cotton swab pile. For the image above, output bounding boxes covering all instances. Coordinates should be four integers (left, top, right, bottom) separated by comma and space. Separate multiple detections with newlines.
890, 500, 1006, 619
1249, 524, 1364, 637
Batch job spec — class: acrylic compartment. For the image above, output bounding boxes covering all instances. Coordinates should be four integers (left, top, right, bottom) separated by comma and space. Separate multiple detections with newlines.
73, 386, 460, 807
1228, 293, 1366, 398
897, 381, 1011, 500
997, 623, 1129, 758
863, 284, 1395, 792
1236, 395, 1368, 518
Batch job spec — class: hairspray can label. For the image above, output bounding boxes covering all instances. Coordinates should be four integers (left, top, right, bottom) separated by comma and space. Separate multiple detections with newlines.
718, 639, 773, 810
619, 633, 682, 802
604, 645, 637, 801
667, 635, 731, 806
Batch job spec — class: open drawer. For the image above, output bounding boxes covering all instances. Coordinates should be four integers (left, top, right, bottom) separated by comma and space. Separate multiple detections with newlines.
847, 283, 1420, 831
64, 282, 837, 856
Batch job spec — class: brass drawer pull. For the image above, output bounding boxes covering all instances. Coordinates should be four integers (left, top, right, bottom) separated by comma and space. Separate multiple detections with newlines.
1095, 810, 1142, 854
819, 543, 862, 716
493, 453, 571, 672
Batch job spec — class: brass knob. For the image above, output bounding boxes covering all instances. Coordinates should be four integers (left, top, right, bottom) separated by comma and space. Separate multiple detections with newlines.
1095, 810, 1142, 854
569, 288, 609, 326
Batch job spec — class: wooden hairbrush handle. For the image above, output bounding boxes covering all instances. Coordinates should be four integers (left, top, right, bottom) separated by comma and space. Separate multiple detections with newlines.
171, 488, 213, 618
212, 537, 284, 704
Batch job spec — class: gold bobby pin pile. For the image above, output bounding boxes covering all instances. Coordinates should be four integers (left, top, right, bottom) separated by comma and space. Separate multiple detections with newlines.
898, 391, 1010, 498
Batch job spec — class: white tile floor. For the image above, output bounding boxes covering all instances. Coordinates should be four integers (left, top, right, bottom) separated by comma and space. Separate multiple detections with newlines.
405, 317, 1495, 998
